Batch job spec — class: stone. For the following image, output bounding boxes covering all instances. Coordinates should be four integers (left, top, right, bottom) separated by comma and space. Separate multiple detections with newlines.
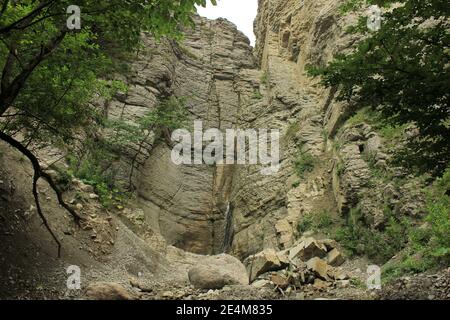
319, 239, 338, 251
45, 170, 59, 181
89, 193, 99, 199
71, 179, 94, 193
251, 279, 271, 288
188, 254, 248, 290
306, 257, 331, 281
85, 282, 134, 300
333, 270, 349, 281
161, 291, 174, 299
289, 237, 327, 261
313, 278, 332, 290
366, 135, 381, 155
337, 280, 351, 288
326, 248, 345, 267
270, 274, 290, 290
245, 249, 290, 282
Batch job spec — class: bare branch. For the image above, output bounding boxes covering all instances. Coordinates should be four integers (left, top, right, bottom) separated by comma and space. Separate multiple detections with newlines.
0, 131, 85, 224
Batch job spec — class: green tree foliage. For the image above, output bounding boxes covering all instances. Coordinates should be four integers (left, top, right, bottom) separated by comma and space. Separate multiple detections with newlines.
308, 0, 449, 175
335, 207, 409, 264
0, 0, 214, 142
0, 0, 214, 251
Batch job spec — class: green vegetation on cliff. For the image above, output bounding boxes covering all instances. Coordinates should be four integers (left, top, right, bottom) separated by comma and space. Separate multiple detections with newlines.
308, 0, 449, 176
0, 0, 215, 251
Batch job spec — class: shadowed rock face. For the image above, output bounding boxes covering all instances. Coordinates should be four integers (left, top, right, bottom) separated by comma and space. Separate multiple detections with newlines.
108, 15, 255, 254
108, 4, 346, 257
109, 1, 423, 259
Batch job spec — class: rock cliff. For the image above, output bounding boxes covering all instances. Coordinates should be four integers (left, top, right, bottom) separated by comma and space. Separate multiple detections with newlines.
1, 0, 445, 301
106, 1, 424, 259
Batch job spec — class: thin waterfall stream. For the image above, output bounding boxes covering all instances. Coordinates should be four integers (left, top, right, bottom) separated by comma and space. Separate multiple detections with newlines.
221, 202, 234, 253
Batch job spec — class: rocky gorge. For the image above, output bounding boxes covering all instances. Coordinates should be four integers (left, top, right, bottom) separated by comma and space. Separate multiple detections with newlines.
0, 0, 448, 300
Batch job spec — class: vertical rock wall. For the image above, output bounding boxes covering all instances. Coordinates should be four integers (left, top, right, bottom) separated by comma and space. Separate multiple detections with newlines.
112, 1, 424, 259
109, 16, 255, 254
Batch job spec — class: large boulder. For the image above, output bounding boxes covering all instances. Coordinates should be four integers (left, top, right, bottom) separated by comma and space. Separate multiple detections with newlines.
244, 249, 290, 282
289, 237, 327, 261
188, 254, 249, 290
85, 282, 134, 300
306, 257, 332, 281
327, 248, 345, 267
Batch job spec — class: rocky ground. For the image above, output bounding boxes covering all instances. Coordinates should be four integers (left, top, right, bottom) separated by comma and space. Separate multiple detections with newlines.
1, 142, 448, 301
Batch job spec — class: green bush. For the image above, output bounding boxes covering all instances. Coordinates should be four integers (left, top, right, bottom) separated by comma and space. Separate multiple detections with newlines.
66, 96, 189, 208
253, 89, 263, 100
416, 167, 450, 265
294, 152, 316, 178
291, 180, 300, 188
297, 214, 314, 234
297, 210, 335, 235
379, 168, 450, 282
334, 208, 408, 264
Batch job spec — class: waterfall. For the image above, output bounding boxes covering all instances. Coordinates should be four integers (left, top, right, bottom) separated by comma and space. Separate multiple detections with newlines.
221, 202, 234, 253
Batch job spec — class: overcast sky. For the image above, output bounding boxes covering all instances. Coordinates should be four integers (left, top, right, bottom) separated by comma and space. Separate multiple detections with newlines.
196, 0, 258, 46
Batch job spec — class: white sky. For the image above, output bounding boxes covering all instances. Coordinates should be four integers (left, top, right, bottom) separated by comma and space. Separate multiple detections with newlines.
196, 0, 258, 46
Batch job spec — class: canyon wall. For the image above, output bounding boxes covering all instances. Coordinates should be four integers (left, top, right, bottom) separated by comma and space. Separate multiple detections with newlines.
108, 16, 255, 254
108, 1, 365, 257
112, 0, 424, 259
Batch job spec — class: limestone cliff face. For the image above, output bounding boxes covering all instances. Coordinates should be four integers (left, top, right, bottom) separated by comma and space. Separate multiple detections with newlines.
108, 2, 364, 257
112, 1, 423, 259
108, 15, 255, 254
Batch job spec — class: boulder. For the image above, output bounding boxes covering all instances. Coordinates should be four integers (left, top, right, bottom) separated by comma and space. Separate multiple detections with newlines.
71, 178, 94, 193
251, 279, 271, 288
270, 274, 290, 290
289, 237, 327, 261
306, 257, 331, 281
245, 249, 289, 282
319, 239, 338, 251
188, 254, 248, 290
327, 248, 345, 267
313, 278, 332, 290
85, 282, 134, 300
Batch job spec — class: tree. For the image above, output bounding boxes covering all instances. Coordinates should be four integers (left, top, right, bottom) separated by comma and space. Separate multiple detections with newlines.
308, 0, 449, 175
0, 0, 216, 256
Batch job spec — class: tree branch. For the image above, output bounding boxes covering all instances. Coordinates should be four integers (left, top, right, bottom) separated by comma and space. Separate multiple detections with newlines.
0, 0, 56, 35
0, 130, 85, 256
0, 29, 67, 115
32, 171, 61, 257
0, 0, 9, 19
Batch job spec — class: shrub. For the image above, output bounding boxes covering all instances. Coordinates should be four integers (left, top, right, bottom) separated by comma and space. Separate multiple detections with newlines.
297, 210, 335, 235
294, 152, 316, 178
253, 89, 263, 100
421, 168, 450, 264
260, 71, 268, 85
380, 167, 450, 282
334, 208, 409, 264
